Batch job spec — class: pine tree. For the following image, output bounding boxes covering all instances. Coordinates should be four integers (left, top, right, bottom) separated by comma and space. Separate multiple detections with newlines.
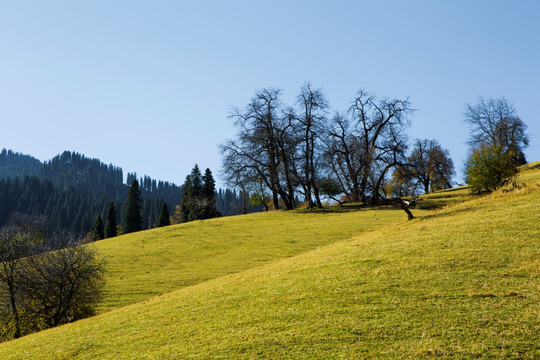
105, 201, 117, 238
190, 164, 202, 197
180, 165, 202, 222
201, 168, 219, 219
180, 175, 193, 222
123, 179, 142, 234
202, 168, 216, 203
91, 214, 104, 240
178, 165, 221, 223
157, 202, 171, 227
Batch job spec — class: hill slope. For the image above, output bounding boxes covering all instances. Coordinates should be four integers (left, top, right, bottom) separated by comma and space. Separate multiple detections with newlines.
95, 203, 416, 312
1, 169, 539, 358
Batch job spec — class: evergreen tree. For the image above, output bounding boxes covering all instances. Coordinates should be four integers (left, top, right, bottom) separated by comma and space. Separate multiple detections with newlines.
201, 168, 219, 219
202, 168, 216, 203
157, 202, 171, 227
105, 201, 117, 238
123, 179, 142, 234
180, 165, 203, 222
190, 164, 202, 197
180, 175, 193, 222
180, 166, 221, 222
91, 214, 104, 241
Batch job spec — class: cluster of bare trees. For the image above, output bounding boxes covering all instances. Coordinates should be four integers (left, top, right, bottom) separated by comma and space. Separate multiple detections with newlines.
0, 214, 104, 341
221, 84, 454, 209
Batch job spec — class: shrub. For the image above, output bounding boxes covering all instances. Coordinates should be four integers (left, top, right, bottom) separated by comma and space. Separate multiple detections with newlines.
465, 145, 517, 193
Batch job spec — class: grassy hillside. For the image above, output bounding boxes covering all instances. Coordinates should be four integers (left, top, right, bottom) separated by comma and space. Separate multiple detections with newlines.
1, 168, 539, 358
95, 204, 420, 312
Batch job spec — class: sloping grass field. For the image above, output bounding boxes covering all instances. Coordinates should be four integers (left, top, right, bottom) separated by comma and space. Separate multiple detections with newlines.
95, 204, 416, 312
0, 166, 539, 358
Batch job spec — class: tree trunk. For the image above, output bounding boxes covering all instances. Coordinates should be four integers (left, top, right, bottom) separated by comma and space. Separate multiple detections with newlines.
398, 197, 415, 220
9, 287, 21, 339
313, 186, 323, 208
272, 190, 279, 210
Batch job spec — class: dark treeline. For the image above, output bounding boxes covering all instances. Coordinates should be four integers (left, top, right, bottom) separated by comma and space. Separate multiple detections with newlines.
0, 149, 42, 179
0, 176, 105, 235
41, 151, 182, 208
0, 149, 260, 235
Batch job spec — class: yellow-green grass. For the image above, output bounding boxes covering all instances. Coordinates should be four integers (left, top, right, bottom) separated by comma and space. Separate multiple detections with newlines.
1, 169, 539, 358
95, 203, 416, 312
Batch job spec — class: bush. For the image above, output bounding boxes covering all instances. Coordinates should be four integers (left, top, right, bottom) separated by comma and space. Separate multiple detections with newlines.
465, 145, 518, 194
0, 217, 105, 341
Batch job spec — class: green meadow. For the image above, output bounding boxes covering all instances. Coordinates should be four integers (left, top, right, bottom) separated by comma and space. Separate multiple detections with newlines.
0, 165, 539, 358
95, 204, 415, 313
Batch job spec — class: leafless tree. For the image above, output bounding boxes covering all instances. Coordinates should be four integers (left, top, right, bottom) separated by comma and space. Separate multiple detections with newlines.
220, 88, 297, 210
0, 215, 46, 339
326, 91, 412, 204
289, 83, 328, 208
464, 96, 529, 164
0, 216, 104, 341
396, 139, 454, 194
21, 239, 105, 330
325, 112, 365, 202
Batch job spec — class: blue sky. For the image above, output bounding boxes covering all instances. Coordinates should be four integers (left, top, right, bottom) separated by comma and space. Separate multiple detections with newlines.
1, 1, 538, 186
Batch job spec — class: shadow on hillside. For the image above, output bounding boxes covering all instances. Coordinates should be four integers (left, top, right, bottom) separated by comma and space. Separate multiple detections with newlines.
417, 206, 475, 221
295, 203, 400, 215
295, 186, 473, 215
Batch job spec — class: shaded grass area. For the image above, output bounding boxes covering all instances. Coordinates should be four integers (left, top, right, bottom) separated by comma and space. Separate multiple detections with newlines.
1, 169, 539, 358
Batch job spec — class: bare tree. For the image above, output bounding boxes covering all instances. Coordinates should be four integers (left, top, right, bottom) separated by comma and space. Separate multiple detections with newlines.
0, 215, 46, 339
289, 83, 328, 208
464, 96, 529, 164
21, 240, 105, 329
220, 88, 297, 210
0, 216, 104, 341
326, 91, 412, 204
396, 139, 454, 194
428, 142, 454, 191
325, 112, 365, 202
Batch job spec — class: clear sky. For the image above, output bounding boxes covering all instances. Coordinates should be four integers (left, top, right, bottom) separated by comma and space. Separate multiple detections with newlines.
1, 1, 538, 186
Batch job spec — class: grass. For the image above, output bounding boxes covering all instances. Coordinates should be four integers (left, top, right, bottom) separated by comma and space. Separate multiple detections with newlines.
94, 204, 415, 313
0, 167, 539, 358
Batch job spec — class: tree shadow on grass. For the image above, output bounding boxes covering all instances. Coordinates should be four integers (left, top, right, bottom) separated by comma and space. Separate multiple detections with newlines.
416, 206, 476, 222
295, 203, 401, 215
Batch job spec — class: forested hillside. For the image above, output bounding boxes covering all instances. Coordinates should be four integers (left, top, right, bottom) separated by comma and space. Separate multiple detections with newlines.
0, 149, 259, 235
0, 149, 42, 179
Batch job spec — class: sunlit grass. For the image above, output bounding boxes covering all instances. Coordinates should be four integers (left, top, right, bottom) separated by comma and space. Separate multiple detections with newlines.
1, 165, 539, 358
95, 201, 414, 312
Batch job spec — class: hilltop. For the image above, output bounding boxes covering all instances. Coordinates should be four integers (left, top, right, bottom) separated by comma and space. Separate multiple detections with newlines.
0, 164, 539, 358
